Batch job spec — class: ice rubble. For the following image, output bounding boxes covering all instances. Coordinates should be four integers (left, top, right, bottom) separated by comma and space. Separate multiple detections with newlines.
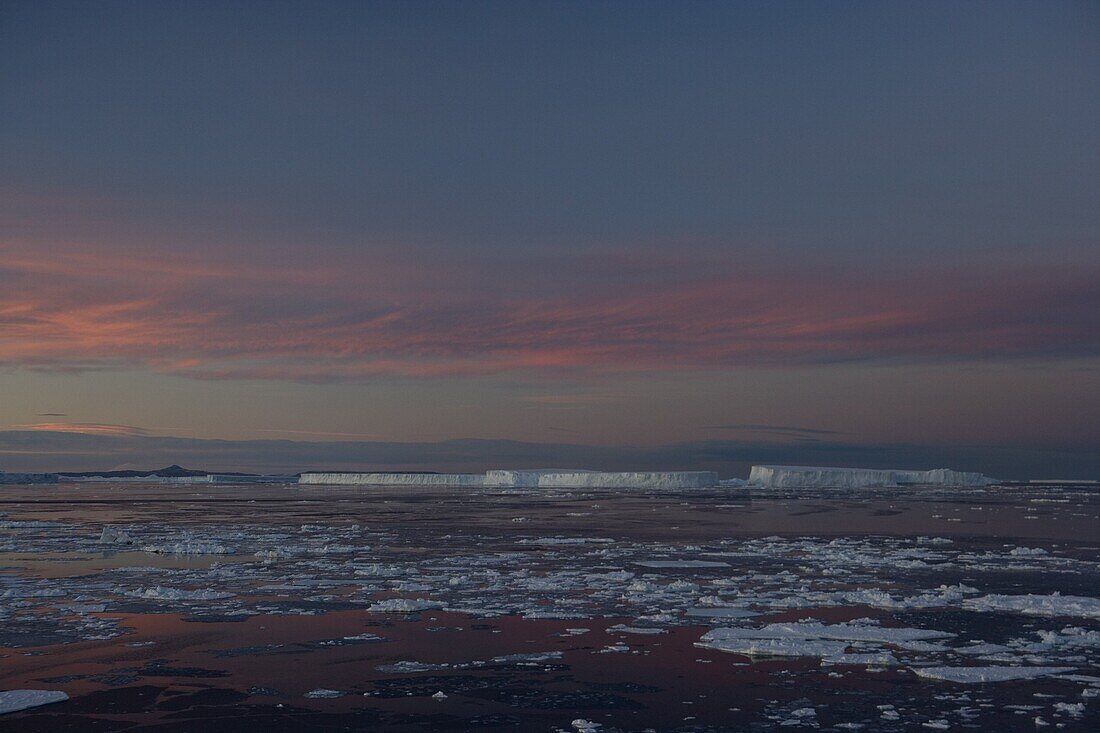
490, 651, 563, 663
963, 593, 1100, 619
696, 621, 955, 659
140, 537, 234, 555
748, 465, 996, 489
367, 598, 445, 612
127, 587, 235, 601
99, 526, 133, 545
0, 689, 69, 715
376, 661, 449, 673
913, 666, 1075, 683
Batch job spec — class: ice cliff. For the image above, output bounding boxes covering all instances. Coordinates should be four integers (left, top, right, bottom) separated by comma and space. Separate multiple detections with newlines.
298, 473, 486, 487
300, 470, 719, 489
748, 465, 996, 489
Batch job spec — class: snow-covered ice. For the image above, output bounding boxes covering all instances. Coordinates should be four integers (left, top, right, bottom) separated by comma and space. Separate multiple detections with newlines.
0, 690, 69, 715
749, 465, 996, 489
913, 666, 1076, 683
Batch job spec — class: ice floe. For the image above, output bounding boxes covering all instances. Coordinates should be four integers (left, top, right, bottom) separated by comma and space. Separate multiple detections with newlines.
376, 661, 449, 673
0, 689, 69, 715
963, 593, 1100, 619
99, 526, 133, 545
127, 587, 235, 601
697, 621, 955, 659
367, 598, 445, 612
913, 666, 1075, 683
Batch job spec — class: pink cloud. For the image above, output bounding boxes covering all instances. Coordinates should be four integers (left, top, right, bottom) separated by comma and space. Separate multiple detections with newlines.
1, 241, 1097, 382
14, 423, 150, 437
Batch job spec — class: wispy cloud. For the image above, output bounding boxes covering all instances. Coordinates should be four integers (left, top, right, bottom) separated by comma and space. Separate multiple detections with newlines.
14, 422, 151, 437
703, 424, 851, 437
2, 241, 1097, 383
254, 428, 384, 439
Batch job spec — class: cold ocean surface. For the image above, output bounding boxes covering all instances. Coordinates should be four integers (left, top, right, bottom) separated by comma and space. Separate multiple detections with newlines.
0, 481, 1098, 731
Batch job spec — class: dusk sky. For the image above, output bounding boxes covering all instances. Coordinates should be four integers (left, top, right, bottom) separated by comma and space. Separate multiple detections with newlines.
1, 1, 1097, 476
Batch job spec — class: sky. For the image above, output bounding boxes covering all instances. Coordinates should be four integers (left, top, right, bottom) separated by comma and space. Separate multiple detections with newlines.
1, 1, 1098, 477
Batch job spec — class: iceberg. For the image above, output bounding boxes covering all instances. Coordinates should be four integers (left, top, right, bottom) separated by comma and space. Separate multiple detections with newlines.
748, 465, 996, 489
299, 472, 486, 486
485, 469, 719, 489
300, 469, 719, 488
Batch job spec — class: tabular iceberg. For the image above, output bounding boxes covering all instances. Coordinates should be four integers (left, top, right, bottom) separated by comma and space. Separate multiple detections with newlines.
748, 465, 996, 489
299, 469, 719, 488
485, 470, 718, 489
299, 472, 486, 486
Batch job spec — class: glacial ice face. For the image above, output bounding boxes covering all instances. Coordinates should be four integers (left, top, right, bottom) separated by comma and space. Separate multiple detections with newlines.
300, 469, 719, 488
486, 470, 719, 489
299, 473, 486, 486
748, 465, 996, 489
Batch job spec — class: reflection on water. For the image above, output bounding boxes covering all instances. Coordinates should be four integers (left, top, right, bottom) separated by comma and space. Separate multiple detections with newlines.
0, 481, 1097, 730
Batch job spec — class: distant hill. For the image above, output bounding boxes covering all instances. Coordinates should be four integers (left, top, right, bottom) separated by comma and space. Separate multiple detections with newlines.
56, 464, 258, 479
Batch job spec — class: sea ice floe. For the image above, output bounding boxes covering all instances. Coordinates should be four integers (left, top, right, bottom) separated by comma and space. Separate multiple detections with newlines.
376, 661, 449, 673
367, 598, 445, 612
913, 666, 1075, 683
697, 635, 850, 658
126, 587, 235, 601
696, 621, 955, 659
0, 520, 66, 529
606, 624, 667, 635
1053, 701, 1086, 717
140, 538, 234, 555
490, 651, 564, 664
99, 526, 133, 545
0, 689, 69, 715
685, 607, 759, 619
634, 560, 731, 568
825, 652, 898, 666
519, 537, 615, 545
963, 593, 1100, 619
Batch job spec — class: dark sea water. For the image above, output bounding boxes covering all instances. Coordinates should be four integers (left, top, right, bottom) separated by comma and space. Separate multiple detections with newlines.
1, 482, 1098, 731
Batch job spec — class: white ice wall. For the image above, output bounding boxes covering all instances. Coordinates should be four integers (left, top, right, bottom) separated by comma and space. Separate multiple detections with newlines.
300, 470, 719, 488
299, 472, 486, 486
748, 465, 995, 489
528, 471, 718, 489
